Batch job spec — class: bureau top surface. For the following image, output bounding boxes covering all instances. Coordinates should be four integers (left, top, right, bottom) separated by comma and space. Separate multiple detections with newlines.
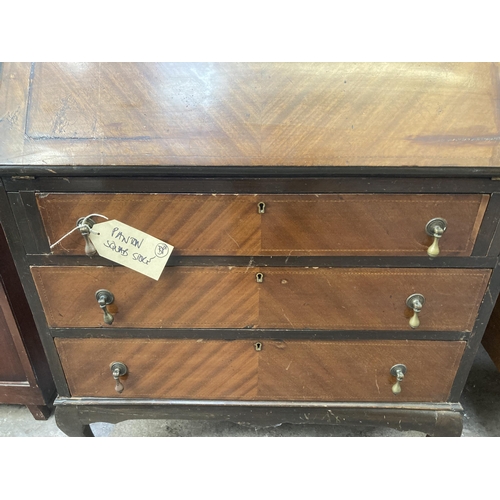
1, 62, 500, 171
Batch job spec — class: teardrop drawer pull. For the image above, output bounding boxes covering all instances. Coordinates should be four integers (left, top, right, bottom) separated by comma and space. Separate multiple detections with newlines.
110, 361, 128, 394
390, 364, 407, 395
406, 293, 425, 329
96, 289, 115, 325
425, 218, 447, 258
76, 216, 97, 257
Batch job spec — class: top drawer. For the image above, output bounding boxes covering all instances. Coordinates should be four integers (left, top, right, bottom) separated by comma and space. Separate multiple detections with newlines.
37, 193, 489, 257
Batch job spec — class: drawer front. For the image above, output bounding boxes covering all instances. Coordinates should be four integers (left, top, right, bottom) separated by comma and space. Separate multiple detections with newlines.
55, 338, 465, 402
37, 193, 488, 256
33, 266, 490, 331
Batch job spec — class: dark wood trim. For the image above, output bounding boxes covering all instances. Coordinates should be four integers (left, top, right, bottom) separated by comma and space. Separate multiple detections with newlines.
49, 327, 470, 342
19, 191, 50, 254
472, 192, 500, 256
25, 255, 499, 268
53, 399, 463, 437
3, 165, 500, 178
7, 192, 47, 255
55, 397, 461, 410
450, 258, 500, 401
3, 175, 500, 194
0, 185, 70, 397
487, 195, 500, 256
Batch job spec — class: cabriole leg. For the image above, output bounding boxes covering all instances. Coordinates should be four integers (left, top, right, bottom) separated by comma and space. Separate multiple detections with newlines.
55, 406, 94, 437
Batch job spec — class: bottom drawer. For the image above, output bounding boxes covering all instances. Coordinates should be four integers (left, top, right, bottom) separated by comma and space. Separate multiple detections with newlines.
55, 338, 465, 402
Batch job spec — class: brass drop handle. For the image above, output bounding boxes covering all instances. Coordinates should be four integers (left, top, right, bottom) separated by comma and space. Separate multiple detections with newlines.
425, 218, 447, 258
95, 289, 115, 325
110, 361, 127, 394
406, 293, 425, 329
77, 217, 97, 257
390, 364, 407, 395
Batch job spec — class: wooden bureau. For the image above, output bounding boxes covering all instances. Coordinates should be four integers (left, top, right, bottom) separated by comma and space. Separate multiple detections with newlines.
2, 62, 500, 436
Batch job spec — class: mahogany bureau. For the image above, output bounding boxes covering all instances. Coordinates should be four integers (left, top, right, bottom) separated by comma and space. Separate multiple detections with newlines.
1, 62, 500, 436
0, 221, 55, 419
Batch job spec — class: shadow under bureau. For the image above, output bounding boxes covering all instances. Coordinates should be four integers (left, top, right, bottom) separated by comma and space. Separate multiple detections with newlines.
2, 62, 500, 436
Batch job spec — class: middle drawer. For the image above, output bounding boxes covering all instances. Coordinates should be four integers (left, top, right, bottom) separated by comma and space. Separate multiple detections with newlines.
32, 266, 490, 331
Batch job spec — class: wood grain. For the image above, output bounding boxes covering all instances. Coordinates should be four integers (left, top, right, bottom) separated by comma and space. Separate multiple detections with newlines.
2, 63, 500, 167
37, 193, 488, 257
32, 266, 490, 331
55, 338, 465, 402
0, 281, 26, 381
260, 194, 488, 256
32, 266, 259, 329
259, 268, 490, 331
38, 193, 261, 256
56, 339, 259, 400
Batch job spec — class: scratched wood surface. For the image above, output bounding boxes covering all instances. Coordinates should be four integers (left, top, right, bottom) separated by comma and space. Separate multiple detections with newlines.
55, 338, 465, 401
37, 193, 488, 256
32, 266, 490, 331
1, 62, 500, 167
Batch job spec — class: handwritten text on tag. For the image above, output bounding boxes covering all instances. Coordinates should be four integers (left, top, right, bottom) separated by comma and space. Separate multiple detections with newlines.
88, 220, 173, 280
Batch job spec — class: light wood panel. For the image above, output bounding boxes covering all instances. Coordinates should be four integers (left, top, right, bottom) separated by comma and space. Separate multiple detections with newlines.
259, 268, 490, 331
37, 193, 488, 257
260, 194, 488, 256
38, 193, 261, 256
32, 266, 490, 331
32, 266, 259, 329
55, 338, 465, 402
56, 339, 259, 399
2, 63, 500, 167
258, 340, 465, 402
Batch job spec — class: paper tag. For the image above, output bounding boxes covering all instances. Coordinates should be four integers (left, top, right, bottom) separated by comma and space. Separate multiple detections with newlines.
88, 220, 174, 280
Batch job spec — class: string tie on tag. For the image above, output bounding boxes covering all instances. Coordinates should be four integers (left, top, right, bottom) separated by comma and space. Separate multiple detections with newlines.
49, 213, 109, 249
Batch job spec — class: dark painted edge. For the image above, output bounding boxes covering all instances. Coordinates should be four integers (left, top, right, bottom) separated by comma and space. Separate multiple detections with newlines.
54, 397, 462, 411
3, 175, 500, 193
3, 165, 500, 178
26, 255, 499, 268
49, 327, 470, 342
19, 191, 50, 254
472, 192, 500, 256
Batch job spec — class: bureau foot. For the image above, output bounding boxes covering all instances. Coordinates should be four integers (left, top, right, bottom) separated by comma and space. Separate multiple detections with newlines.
27, 405, 52, 421
426, 410, 463, 437
55, 406, 95, 437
